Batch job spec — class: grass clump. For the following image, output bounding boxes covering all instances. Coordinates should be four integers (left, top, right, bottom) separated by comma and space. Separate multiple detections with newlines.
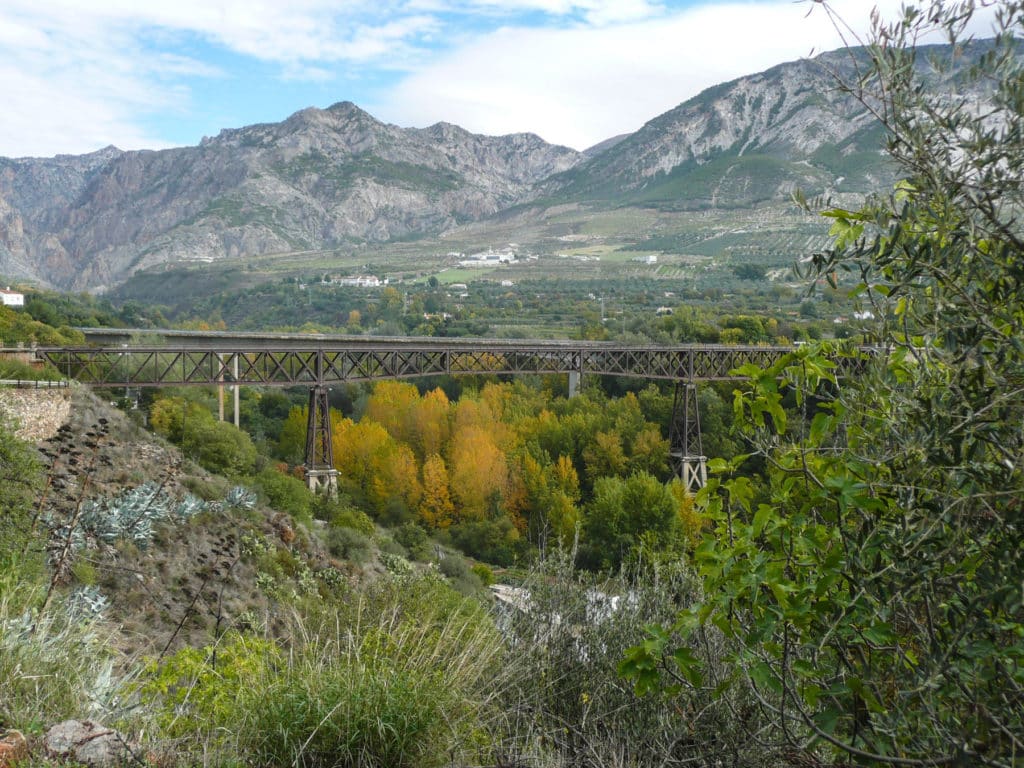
140, 572, 502, 767
0, 573, 116, 732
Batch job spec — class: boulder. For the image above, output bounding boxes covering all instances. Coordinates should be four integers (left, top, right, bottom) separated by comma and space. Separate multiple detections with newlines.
44, 719, 138, 767
0, 730, 28, 767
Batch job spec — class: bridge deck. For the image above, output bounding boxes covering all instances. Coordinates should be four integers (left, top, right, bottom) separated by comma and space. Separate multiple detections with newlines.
33, 342, 797, 387
14, 328, 869, 388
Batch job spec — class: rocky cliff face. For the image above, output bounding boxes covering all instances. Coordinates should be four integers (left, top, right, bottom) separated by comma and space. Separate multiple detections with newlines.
543, 49, 895, 208
0, 103, 581, 290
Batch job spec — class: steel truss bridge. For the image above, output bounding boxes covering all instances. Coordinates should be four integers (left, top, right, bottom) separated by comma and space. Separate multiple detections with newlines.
31, 329, 854, 492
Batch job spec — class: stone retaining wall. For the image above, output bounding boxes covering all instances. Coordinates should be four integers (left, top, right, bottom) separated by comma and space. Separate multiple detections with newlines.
0, 386, 72, 441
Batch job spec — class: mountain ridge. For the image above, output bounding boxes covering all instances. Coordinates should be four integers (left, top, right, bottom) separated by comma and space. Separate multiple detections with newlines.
0, 42, 989, 291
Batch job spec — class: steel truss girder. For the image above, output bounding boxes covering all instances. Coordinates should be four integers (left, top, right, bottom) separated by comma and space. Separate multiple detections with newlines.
37, 344, 808, 387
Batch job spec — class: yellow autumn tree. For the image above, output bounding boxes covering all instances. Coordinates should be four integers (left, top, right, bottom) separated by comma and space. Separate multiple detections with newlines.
447, 425, 508, 522
332, 417, 390, 492
363, 380, 420, 445
419, 453, 455, 529
368, 441, 422, 519
629, 424, 670, 476
410, 387, 451, 458
516, 451, 580, 547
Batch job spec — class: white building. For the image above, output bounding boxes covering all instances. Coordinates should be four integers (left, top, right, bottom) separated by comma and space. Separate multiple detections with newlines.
459, 248, 517, 267
1, 288, 24, 307
335, 275, 382, 288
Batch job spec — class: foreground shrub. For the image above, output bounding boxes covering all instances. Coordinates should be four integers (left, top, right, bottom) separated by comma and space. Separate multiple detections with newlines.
493, 550, 768, 767
0, 574, 116, 730
141, 573, 503, 767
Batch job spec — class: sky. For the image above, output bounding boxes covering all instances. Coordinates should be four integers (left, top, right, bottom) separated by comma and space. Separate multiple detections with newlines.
0, 0, 1001, 158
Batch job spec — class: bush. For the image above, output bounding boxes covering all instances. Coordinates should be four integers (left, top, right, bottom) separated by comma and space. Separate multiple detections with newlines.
150, 395, 257, 477
449, 518, 522, 566
0, 576, 116, 731
470, 563, 495, 587
326, 526, 373, 565
494, 551, 764, 767
255, 467, 313, 523
393, 523, 433, 561
141, 574, 503, 767
438, 554, 484, 596
315, 496, 375, 536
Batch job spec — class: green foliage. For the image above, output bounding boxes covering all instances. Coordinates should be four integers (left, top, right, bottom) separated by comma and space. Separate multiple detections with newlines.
437, 553, 485, 596
469, 562, 494, 586
140, 573, 502, 767
255, 467, 313, 522
581, 472, 683, 570
0, 305, 85, 347
150, 395, 258, 476
393, 522, 433, 561
317, 495, 375, 536
449, 517, 522, 566
624, 6, 1024, 764
139, 632, 281, 737
0, 576, 115, 731
326, 526, 373, 564
0, 358, 62, 381
276, 404, 308, 465
731, 262, 766, 280
0, 413, 44, 569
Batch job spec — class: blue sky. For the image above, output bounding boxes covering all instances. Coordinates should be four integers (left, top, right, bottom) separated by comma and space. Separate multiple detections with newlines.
0, 0, 994, 158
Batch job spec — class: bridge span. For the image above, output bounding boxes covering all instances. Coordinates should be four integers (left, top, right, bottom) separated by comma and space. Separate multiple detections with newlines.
31, 329, 812, 493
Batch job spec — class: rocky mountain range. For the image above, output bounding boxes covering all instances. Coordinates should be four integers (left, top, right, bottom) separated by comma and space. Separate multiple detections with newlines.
545, 48, 893, 209
0, 44, 980, 291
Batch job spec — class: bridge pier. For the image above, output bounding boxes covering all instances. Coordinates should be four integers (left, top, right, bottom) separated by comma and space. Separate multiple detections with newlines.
669, 381, 706, 493
216, 353, 239, 426
567, 351, 583, 397
304, 384, 337, 496
568, 371, 581, 398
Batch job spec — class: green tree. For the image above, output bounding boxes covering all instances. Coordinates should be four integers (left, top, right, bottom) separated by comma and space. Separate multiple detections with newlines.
256, 467, 313, 521
582, 472, 681, 570
623, 5, 1024, 764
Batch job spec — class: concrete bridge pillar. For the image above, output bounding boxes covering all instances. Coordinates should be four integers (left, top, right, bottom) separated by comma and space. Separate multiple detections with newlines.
669, 381, 706, 493
568, 371, 581, 398
216, 353, 240, 427
568, 351, 583, 398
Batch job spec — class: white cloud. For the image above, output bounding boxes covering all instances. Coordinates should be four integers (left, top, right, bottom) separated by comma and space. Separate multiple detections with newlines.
0, 0, 432, 156
372, 0, 1004, 149
0, 0, 1007, 157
